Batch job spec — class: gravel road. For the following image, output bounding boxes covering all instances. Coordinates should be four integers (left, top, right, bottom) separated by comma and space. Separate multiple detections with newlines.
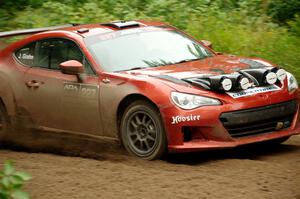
0, 136, 299, 199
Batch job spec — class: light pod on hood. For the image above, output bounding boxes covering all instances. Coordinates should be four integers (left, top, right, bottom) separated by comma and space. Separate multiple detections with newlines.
226, 73, 251, 91
270, 67, 287, 82
209, 76, 233, 92
241, 68, 278, 86
238, 76, 251, 90
265, 72, 277, 84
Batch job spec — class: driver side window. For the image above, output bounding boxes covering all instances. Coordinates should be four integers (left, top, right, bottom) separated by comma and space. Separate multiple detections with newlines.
36, 38, 94, 74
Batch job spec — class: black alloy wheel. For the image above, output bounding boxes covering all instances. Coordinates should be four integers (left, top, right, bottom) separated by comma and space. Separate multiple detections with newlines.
120, 101, 167, 160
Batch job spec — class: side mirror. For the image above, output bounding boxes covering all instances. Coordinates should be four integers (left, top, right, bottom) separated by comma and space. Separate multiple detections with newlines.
59, 60, 84, 75
200, 40, 213, 49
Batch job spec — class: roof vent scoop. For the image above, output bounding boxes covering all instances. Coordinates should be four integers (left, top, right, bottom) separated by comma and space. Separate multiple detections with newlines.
101, 21, 141, 29
77, 28, 89, 34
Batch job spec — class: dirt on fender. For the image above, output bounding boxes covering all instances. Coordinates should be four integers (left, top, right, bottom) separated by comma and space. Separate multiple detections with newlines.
0, 136, 300, 199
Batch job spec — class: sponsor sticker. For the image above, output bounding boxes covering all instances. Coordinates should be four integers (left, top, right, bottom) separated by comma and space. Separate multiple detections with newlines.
21, 54, 34, 60
171, 115, 201, 124
63, 83, 99, 99
226, 85, 281, 99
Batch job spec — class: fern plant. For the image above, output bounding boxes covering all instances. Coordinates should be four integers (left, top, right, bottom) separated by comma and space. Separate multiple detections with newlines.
0, 161, 31, 199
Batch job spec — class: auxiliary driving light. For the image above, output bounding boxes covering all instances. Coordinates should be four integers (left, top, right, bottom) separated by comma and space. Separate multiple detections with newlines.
221, 78, 233, 91
265, 72, 277, 84
242, 68, 278, 86
209, 76, 233, 92
239, 77, 251, 90
276, 69, 287, 82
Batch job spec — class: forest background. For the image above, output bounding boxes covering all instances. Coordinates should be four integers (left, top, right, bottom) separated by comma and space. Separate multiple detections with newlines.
0, 0, 299, 79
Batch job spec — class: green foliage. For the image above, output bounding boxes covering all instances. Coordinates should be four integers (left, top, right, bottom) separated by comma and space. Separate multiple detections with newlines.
0, 0, 300, 79
289, 15, 300, 36
268, 0, 300, 24
0, 161, 31, 199
185, 6, 300, 79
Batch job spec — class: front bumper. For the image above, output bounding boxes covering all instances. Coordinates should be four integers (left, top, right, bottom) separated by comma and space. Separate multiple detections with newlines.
168, 125, 300, 152
162, 92, 300, 153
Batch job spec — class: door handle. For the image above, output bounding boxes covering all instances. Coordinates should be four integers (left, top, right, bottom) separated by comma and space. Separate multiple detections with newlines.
101, 78, 110, 84
26, 80, 44, 88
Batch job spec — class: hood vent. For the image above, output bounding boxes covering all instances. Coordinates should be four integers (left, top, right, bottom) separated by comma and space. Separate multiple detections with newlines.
101, 21, 140, 29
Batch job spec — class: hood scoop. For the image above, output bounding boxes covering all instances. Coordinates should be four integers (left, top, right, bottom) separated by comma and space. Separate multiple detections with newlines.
182, 67, 286, 92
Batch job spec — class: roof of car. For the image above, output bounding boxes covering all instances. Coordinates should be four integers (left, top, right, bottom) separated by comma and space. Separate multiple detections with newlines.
62, 20, 168, 37
0, 20, 167, 39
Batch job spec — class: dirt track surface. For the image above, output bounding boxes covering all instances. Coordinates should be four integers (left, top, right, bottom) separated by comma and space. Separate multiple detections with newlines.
1, 136, 300, 199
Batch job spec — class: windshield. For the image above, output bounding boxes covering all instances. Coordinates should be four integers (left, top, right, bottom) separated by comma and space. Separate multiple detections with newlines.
85, 28, 214, 72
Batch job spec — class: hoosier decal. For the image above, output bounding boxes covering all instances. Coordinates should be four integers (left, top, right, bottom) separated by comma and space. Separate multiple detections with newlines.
171, 115, 201, 124
226, 85, 281, 99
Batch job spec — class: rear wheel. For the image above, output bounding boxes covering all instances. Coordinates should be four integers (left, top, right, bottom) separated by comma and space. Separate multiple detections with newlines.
0, 104, 8, 142
120, 101, 167, 160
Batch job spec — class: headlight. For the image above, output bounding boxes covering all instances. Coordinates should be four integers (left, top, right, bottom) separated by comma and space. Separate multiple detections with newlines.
171, 92, 221, 110
287, 72, 298, 92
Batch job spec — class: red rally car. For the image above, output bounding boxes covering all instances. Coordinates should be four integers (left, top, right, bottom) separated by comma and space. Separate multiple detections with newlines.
0, 20, 299, 160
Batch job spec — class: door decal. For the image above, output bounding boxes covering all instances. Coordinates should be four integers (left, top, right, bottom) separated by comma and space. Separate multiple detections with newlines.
63, 82, 99, 99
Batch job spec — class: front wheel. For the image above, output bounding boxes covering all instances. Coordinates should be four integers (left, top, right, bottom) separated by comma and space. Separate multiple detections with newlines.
120, 101, 167, 160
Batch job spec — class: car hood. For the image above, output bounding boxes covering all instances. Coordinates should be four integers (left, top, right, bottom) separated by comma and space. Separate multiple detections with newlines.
125, 55, 273, 77
122, 55, 275, 91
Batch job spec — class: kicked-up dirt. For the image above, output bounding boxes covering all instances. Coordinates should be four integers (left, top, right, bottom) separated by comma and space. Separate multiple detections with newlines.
0, 135, 300, 199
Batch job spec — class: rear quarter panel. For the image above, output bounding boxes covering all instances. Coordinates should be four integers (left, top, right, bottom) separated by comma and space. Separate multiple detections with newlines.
0, 50, 26, 117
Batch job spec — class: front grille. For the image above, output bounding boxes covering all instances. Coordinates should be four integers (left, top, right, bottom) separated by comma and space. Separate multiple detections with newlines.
220, 100, 297, 138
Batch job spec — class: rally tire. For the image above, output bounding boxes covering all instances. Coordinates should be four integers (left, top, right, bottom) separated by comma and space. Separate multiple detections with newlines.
120, 100, 167, 160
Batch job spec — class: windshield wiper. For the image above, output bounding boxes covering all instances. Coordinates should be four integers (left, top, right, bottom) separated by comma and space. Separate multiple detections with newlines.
174, 58, 200, 64
115, 58, 200, 72
115, 67, 147, 72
